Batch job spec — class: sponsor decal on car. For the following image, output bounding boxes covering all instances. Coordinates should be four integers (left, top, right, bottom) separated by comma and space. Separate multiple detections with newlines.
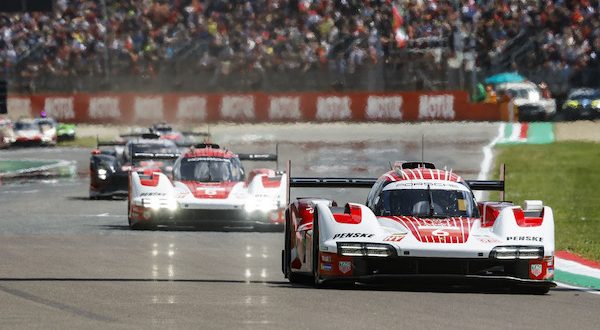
321, 255, 332, 262
474, 235, 503, 244
383, 233, 406, 242
531, 264, 543, 277
338, 261, 352, 274
140, 192, 167, 196
506, 236, 543, 242
320, 263, 332, 271
529, 260, 547, 280
332, 233, 375, 239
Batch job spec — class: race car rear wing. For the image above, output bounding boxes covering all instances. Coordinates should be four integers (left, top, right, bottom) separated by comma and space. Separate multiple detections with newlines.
181, 131, 211, 137
285, 161, 507, 203
290, 177, 376, 188
238, 153, 278, 161
131, 152, 180, 161
119, 132, 161, 140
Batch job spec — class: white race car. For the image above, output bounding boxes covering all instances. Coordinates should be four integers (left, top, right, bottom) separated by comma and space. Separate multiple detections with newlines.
283, 161, 555, 293
128, 143, 286, 230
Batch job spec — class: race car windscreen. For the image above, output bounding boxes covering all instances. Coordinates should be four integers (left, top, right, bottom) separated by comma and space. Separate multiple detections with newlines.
376, 188, 479, 218
569, 90, 600, 100
174, 158, 243, 182
14, 122, 36, 130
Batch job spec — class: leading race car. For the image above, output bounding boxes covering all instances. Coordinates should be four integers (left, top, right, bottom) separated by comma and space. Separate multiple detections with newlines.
90, 133, 180, 199
282, 161, 555, 294
127, 143, 286, 230
13, 118, 57, 146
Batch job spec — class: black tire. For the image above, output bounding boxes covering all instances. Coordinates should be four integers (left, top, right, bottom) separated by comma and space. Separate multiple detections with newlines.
312, 207, 322, 287
284, 209, 301, 283
130, 221, 155, 230
127, 200, 132, 227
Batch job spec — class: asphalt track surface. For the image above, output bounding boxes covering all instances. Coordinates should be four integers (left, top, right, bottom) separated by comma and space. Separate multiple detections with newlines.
0, 123, 599, 329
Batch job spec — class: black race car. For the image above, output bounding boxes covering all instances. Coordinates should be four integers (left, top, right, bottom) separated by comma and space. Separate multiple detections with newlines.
560, 88, 600, 120
89, 134, 179, 199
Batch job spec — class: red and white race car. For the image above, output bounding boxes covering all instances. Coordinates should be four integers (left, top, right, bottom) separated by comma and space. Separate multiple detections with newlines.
13, 118, 57, 146
283, 161, 555, 293
127, 143, 286, 230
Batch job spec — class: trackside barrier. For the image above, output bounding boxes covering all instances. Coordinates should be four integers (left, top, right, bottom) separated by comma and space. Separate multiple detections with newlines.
6, 92, 506, 124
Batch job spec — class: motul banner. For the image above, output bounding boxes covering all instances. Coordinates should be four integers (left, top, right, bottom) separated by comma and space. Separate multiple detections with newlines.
6, 91, 503, 123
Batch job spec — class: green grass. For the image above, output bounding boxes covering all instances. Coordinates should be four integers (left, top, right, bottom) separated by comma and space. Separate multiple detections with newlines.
494, 142, 600, 261
0, 160, 54, 173
57, 136, 97, 148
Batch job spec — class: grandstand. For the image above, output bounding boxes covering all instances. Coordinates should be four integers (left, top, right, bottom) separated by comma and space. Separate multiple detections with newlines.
1, 0, 599, 96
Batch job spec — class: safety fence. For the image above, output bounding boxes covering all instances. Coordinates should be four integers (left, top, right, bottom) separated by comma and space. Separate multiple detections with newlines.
6, 91, 505, 124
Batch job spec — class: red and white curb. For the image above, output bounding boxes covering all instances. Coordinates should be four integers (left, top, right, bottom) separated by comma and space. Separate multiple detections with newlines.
555, 251, 600, 294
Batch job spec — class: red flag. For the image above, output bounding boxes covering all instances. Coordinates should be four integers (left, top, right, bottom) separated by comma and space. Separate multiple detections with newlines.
392, 5, 403, 30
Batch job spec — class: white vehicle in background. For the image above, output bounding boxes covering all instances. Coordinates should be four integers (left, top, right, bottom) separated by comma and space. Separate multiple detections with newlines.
495, 82, 556, 121
13, 118, 57, 146
127, 143, 287, 231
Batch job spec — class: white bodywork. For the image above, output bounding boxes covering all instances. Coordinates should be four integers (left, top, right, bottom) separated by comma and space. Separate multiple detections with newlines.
315, 202, 554, 259
495, 82, 556, 117
128, 170, 287, 224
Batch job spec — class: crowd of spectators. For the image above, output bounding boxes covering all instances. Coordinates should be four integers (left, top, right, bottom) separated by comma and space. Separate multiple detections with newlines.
1, 0, 600, 91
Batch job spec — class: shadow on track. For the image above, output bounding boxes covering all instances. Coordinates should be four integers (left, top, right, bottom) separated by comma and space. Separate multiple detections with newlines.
67, 196, 127, 201
0, 277, 288, 285
271, 279, 564, 295
98, 224, 283, 233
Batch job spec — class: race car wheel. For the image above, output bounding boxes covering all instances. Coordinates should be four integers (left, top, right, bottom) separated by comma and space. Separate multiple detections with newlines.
284, 209, 301, 284
312, 208, 323, 287
130, 221, 155, 230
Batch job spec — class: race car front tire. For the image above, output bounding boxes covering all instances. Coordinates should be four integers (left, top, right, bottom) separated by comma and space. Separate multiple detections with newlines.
312, 207, 323, 286
284, 209, 302, 283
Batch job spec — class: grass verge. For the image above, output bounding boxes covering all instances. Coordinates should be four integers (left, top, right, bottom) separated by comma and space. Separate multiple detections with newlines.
57, 136, 97, 148
494, 142, 600, 261
0, 160, 54, 173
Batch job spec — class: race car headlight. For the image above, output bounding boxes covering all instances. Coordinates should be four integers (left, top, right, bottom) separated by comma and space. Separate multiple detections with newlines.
563, 100, 578, 109
142, 199, 178, 211
97, 168, 107, 180
592, 100, 600, 108
244, 200, 278, 213
337, 243, 394, 258
516, 247, 544, 259
490, 246, 543, 260
166, 200, 178, 211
